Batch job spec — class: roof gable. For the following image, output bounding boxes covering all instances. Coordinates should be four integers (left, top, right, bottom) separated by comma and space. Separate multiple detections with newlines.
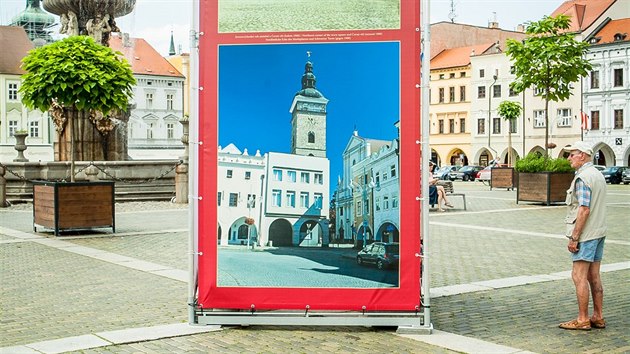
551, 0, 616, 33
431, 43, 495, 70
0, 26, 34, 75
110, 34, 185, 78
590, 18, 630, 44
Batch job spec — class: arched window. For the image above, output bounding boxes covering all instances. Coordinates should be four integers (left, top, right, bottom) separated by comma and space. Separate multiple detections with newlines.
308, 131, 315, 143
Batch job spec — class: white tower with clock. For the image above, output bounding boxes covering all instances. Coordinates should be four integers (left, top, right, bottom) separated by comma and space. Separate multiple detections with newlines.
289, 56, 329, 158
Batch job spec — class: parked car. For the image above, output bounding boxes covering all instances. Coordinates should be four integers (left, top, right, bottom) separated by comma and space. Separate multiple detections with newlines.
449, 165, 483, 181
356, 242, 399, 270
433, 165, 460, 180
476, 166, 492, 185
594, 165, 606, 171
601, 166, 627, 184
623, 168, 630, 184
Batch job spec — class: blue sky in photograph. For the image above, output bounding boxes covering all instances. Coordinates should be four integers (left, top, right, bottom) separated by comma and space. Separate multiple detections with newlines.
218, 42, 401, 192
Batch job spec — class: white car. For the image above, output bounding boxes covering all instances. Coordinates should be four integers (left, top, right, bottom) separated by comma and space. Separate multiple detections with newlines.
476, 166, 492, 185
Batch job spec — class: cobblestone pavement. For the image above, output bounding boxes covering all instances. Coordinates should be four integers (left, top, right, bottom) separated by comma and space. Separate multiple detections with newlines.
1, 182, 628, 353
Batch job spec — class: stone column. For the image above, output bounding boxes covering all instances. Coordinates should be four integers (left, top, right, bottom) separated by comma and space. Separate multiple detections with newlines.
0, 165, 8, 208
175, 116, 189, 203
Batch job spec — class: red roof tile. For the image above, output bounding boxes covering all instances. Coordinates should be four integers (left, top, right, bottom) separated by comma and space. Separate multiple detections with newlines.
0, 26, 34, 75
551, 0, 616, 33
109, 34, 184, 78
431, 43, 495, 70
591, 18, 630, 43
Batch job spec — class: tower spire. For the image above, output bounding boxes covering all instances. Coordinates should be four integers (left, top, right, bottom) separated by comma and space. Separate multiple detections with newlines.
168, 30, 176, 56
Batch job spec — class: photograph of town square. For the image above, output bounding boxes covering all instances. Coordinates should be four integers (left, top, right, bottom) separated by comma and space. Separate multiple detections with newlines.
215, 42, 403, 288
218, 0, 400, 33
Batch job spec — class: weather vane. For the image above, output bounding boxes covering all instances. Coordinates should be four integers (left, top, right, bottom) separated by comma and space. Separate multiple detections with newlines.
306, 50, 312, 58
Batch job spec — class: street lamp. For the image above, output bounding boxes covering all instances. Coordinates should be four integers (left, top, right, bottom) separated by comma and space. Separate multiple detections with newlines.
488, 73, 498, 160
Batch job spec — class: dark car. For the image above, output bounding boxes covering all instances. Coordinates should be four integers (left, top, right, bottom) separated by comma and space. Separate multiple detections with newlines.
356, 242, 399, 270
449, 165, 483, 181
623, 168, 630, 184
601, 166, 627, 184
433, 165, 460, 180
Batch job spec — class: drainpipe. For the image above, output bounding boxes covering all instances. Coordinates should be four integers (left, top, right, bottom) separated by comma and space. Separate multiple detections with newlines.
488, 74, 498, 158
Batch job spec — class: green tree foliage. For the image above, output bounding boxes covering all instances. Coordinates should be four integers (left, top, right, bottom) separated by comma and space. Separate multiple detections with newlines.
498, 101, 522, 166
505, 15, 592, 156
515, 152, 573, 173
20, 36, 135, 114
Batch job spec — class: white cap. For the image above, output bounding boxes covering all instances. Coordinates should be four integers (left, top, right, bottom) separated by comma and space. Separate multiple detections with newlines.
563, 141, 593, 156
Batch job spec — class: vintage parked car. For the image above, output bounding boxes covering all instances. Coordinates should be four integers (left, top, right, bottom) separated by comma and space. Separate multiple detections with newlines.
356, 242, 399, 270
601, 166, 627, 184
433, 165, 460, 180
623, 168, 630, 184
449, 165, 483, 181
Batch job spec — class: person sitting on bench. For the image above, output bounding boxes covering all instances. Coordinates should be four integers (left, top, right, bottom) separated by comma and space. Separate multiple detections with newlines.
429, 162, 454, 212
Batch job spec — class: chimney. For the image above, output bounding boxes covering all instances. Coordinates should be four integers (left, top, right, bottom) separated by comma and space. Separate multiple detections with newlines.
516, 24, 525, 32
488, 21, 499, 29
122, 33, 131, 47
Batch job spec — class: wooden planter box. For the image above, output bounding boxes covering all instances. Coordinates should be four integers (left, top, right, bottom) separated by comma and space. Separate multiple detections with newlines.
516, 172, 574, 206
491, 167, 517, 190
32, 181, 115, 236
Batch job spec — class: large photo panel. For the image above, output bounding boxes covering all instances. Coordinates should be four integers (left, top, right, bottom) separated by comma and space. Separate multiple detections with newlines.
197, 0, 420, 311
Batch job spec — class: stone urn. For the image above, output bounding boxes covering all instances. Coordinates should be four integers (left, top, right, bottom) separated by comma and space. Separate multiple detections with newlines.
13, 131, 29, 162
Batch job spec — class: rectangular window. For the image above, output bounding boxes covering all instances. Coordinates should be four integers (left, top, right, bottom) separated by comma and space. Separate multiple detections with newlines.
392, 195, 399, 209
479, 69, 485, 78
557, 108, 572, 127
509, 119, 517, 133
493, 84, 501, 98
477, 86, 486, 99
314, 173, 323, 185
8, 82, 19, 101
492, 117, 501, 134
533, 110, 546, 128
449, 119, 455, 133
460, 118, 466, 133
510, 66, 515, 74
375, 172, 380, 185
449, 87, 455, 102
383, 196, 389, 210
166, 94, 174, 110
146, 93, 153, 109
167, 123, 174, 139
8, 120, 18, 136
229, 193, 238, 207
438, 119, 444, 134
613, 68, 623, 87
300, 192, 309, 208
29, 121, 39, 137
287, 170, 296, 182
590, 111, 600, 130
590, 70, 600, 89
286, 191, 296, 207
390, 165, 396, 178
365, 198, 370, 214
477, 118, 485, 134
438, 88, 445, 103
509, 87, 518, 97
247, 194, 256, 208
273, 169, 282, 181
356, 201, 362, 216
300, 172, 310, 183
245, 171, 251, 180
449, 73, 455, 79
614, 109, 623, 129
272, 189, 281, 207
217, 192, 222, 206
226, 170, 233, 178
439, 74, 444, 80
314, 193, 323, 209
533, 87, 544, 96
375, 197, 381, 211
460, 71, 466, 78
459, 86, 466, 102
146, 123, 154, 139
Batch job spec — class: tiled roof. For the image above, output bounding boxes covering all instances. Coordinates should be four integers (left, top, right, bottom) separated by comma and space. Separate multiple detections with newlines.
551, 0, 616, 33
0, 26, 33, 75
431, 43, 495, 70
110, 34, 184, 78
591, 18, 630, 44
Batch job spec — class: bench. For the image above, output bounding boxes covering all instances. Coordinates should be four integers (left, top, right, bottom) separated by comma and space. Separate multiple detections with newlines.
433, 180, 467, 210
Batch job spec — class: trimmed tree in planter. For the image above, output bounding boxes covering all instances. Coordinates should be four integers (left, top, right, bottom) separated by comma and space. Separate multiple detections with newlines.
515, 153, 574, 205
20, 35, 135, 181
506, 15, 591, 157
20, 36, 134, 235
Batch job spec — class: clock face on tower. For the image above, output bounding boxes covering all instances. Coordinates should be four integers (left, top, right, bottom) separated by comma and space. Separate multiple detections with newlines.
307, 117, 316, 126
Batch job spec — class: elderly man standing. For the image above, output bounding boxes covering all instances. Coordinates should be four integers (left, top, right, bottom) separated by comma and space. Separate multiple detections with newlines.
559, 141, 607, 331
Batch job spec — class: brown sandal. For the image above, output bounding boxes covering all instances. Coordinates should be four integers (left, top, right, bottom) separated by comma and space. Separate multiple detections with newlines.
559, 319, 591, 330
590, 318, 606, 329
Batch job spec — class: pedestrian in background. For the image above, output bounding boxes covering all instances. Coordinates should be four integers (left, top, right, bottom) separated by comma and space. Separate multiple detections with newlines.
559, 141, 607, 331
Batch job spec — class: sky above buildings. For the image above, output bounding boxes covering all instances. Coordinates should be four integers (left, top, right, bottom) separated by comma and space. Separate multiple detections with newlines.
2, 0, 566, 57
